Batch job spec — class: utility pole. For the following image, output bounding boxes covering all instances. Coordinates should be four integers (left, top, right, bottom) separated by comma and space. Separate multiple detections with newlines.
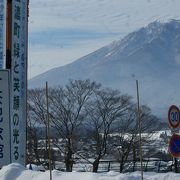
136, 80, 144, 180
46, 82, 52, 180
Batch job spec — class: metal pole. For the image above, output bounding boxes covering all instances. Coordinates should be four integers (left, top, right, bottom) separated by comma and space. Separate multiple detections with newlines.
136, 80, 144, 180
25, 0, 29, 167
46, 82, 52, 180
174, 157, 178, 173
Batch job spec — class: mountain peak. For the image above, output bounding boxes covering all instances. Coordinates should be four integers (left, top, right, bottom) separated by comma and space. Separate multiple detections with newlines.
29, 20, 180, 118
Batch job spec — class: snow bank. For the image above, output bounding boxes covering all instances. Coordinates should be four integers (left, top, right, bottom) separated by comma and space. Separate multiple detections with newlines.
0, 164, 180, 180
0, 163, 25, 180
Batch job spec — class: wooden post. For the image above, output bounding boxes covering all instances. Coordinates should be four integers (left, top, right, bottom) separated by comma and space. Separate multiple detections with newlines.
6, 0, 12, 69
46, 82, 52, 180
136, 80, 144, 180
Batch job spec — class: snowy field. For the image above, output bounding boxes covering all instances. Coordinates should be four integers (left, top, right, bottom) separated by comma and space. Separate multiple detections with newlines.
0, 163, 180, 180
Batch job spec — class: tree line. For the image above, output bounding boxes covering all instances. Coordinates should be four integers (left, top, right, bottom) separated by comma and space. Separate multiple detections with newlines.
27, 79, 162, 172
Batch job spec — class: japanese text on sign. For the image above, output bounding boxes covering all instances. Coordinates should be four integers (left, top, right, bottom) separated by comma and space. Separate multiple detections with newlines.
11, 0, 27, 165
0, 70, 11, 167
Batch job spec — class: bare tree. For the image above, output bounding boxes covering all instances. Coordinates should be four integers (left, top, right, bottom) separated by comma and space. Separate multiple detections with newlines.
27, 80, 162, 173
112, 104, 162, 172
138, 105, 162, 159
49, 79, 100, 172
140, 105, 161, 133
85, 88, 132, 172
27, 88, 49, 167
111, 105, 138, 172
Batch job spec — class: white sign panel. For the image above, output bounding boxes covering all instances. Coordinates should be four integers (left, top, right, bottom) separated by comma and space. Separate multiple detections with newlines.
0, 70, 11, 167
11, 0, 28, 166
0, 0, 6, 69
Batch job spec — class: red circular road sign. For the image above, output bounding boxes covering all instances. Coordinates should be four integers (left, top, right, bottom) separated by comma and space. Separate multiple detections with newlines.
168, 105, 180, 129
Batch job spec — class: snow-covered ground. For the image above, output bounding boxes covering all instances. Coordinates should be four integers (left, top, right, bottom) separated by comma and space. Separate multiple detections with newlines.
0, 163, 180, 180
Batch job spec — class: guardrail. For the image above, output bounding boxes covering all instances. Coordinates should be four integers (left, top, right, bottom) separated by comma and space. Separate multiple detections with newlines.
67, 159, 178, 173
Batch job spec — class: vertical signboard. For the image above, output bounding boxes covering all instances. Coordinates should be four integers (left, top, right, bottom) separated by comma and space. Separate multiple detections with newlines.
0, 0, 6, 69
0, 70, 11, 167
11, 0, 28, 166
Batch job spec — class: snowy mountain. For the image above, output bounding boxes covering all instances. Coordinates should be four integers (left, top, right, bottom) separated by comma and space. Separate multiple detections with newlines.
29, 20, 180, 118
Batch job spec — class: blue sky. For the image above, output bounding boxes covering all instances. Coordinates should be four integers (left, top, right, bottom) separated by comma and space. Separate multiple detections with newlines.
28, 0, 180, 79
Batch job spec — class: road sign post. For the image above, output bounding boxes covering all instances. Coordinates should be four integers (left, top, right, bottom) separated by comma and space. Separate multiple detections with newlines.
168, 104, 180, 170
